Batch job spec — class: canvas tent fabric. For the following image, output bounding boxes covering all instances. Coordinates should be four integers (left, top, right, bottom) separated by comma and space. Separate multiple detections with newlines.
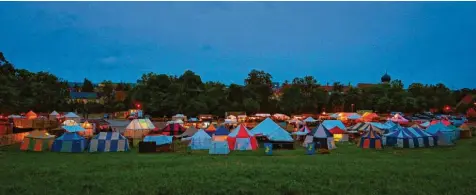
62, 125, 85, 133
361, 112, 379, 122
383, 127, 436, 148
251, 118, 293, 141
227, 124, 258, 150
51, 132, 87, 152
213, 126, 229, 141
20, 130, 55, 151
209, 141, 230, 155
64, 112, 80, 122
89, 132, 129, 152
304, 124, 336, 150
418, 121, 431, 129
348, 123, 383, 134
447, 125, 461, 139
181, 126, 199, 138
205, 125, 217, 136
303, 117, 317, 123
347, 113, 362, 120
426, 122, 456, 145
124, 119, 155, 139
160, 123, 186, 136
459, 124, 472, 138
322, 120, 347, 142
293, 125, 311, 136
49, 111, 59, 120
359, 127, 383, 149
430, 120, 451, 126
189, 129, 212, 150
143, 135, 173, 146
25, 110, 38, 119
389, 114, 409, 124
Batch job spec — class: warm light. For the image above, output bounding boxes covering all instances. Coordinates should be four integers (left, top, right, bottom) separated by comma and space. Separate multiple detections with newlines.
322, 112, 326, 115
136, 104, 141, 108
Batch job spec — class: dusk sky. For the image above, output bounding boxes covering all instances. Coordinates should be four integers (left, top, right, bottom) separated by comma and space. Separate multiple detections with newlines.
1, 2, 475, 88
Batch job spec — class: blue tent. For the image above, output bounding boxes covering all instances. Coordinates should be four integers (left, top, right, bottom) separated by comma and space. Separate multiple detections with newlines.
251, 118, 293, 141
209, 141, 230, 155
144, 135, 173, 146
51, 132, 87, 152
189, 129, 212, 150
383, 127, 437, 148
426, 122, 456, 145
214, 126, 229, 136
89, 132, 129, 152
62, 125, 85, 133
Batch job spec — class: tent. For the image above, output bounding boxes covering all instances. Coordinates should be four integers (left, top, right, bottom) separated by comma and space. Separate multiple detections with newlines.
25, 110, 38, 120
62, 119, 85, 133
430, 120, 451, 126
160, 123, 186, 136
64, 112, 80, 123
51, 132, 87, 152
49, 111, 59, 120
383, 127, 437, 148
251, 118, 293, 141
348, 122, 383, 134
293, 125, 311, 136
143, 135, 173, 146
359, 126, 383, 149
273, 113, 290, 120
322, 120, 347, 141
384, 121, 397, 129
361, 112, 379, 122
425, 123, 456, 146
189, 129, 212, 150
447, 125, 461, 139
303, 124, 336, 150
89, 132, 129, 152
181, 126, 199, 138
347, 113, 362, 120
209, 141, 230, 155
389, 114, 409, 125
205, 125, 217, 136
227, 124, 258, 151
124, 119, 156, 139
20, 130, 55, 151
418, 121, 431, 129
303, 117, 317, 123
80, 121, 94, 137
459, 124, 472, 138
212, 126, 229, 141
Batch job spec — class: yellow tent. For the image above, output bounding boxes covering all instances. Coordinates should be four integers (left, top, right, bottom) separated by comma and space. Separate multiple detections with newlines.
124, 119, 155, 139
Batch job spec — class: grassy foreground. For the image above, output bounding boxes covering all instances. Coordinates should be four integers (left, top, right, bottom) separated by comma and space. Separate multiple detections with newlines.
1, 139, 476, 195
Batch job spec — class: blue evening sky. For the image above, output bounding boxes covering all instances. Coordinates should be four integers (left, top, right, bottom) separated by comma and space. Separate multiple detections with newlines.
1, 2, 475, 88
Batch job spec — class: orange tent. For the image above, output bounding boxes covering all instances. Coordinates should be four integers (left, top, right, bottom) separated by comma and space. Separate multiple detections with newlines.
25, 111, 38, 120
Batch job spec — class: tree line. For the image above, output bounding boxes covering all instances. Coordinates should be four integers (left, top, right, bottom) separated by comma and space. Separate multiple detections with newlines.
1, 52, 475, 117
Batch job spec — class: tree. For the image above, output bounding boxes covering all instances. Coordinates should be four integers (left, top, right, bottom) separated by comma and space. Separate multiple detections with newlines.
82, 78, 94, 92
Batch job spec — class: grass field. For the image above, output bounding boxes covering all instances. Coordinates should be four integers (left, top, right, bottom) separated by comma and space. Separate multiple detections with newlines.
1, 139, 476, 195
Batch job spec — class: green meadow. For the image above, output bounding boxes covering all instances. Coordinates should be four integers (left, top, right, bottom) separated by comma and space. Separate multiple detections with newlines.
1, 139, 475, 195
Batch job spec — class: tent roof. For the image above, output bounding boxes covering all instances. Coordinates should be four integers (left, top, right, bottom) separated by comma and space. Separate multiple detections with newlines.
293, 125, 311, 136
144, 135, 173, 145
92, 132, 127, 140
56, 132, 85, 141
63, 119, 79, 126
191, 129, 211, 139
229, 124, 254, 138
347, 113, 362, 120
425, 122, 454, 134
181, 126, 199, 137
25, 110, 37, 117
311, 124, 333, 138
430, 120, 451, 126
206, 125, 216, 131
26, 130, 55, 139
303, 117, 317, 122
62, 125, 85, 132
459, 124, 470, 131
322, 120, 346, 130
64, 112, 79, 118
361, 126, 381, 138
50, 111, 59, 116
214, 126, 229, 136
126, 119, 155, 130
251, 118, 291, 138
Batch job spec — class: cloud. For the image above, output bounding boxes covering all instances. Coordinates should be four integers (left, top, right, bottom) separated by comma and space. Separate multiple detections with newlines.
99, 56, 118, 64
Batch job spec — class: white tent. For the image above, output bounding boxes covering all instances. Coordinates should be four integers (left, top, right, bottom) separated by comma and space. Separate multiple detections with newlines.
64, 112, 80, 123
49, 111, 59, 120
304, 117, 317, 123
189, 129, 212, 150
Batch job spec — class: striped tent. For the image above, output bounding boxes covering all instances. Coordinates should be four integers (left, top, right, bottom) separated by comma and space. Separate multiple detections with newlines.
348, 122, 383, 134
160, 123, 186, 136
180, 126, 199, 138
89, 132, 129, 152
303, 124, 336, 150
20, 130, 55, 151
293, 125, 311, 136
189, 129, 212, 150
359, 126, 382, 149
447, 125, 461, 139
51, 132, 87, 152
212, 126, 229, 141
227, 124, 258, 151
459, 124, 472, 138
383, 127, 437, 148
